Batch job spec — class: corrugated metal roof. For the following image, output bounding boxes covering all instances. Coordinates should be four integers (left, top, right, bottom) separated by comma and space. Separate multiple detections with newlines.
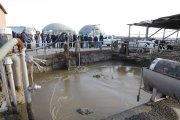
131, 14, 180, 29
0, 3, 7, 14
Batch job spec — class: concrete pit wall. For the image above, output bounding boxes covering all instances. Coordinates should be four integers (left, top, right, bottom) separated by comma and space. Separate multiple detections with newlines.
80, 50, 113, 64
32, 50, 113, 73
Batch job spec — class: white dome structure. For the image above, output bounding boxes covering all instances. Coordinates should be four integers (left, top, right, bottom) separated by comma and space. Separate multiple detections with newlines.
42, 23, 75, 34
79, 25, 102, 36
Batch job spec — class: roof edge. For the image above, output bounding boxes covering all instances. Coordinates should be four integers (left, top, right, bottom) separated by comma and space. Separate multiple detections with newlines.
0, 3, 7, 14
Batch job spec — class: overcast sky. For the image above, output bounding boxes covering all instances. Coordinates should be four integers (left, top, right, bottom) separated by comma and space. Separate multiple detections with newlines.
1, 0, 180, 36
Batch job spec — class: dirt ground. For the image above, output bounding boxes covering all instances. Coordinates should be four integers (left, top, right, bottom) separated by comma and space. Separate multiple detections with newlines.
102, 98, 180, 120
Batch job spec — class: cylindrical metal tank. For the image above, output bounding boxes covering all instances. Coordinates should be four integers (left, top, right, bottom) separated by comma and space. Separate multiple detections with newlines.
143, 58, 180, 100
11, 54, 23, 91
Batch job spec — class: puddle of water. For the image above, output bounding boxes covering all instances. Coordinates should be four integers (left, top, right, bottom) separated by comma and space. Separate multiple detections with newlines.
31, 61, 150, 120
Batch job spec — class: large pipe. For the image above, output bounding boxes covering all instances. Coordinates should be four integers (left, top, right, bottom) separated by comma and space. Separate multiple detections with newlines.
145, 24, 149, 40
0, 61, 11, 107
20, 48, 34, 120
0, 38, 24, 108
0, 38, 24, 61
11, 54, 22, 91
4, 57, 17, 106
0, 38, 18, 61
20, 48, 31, 104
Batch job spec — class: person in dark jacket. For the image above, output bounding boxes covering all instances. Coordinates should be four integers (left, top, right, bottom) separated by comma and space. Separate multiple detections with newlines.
46, 34, 51, 48
16, 33, 21, 39
27, 33, 33, 49
94, 36, 98, 48
84, 34, 88, 48
80, 35, 84, 48
88, 36, 93, 48
99, 33, 103, 50
41, 32, 46, 46
12, 31, 17, 38
51, 33, 57, 48
59, 33, 66, 48
20, 30, 29, 48
73, 34, 77, 47
34, 31, 41, 48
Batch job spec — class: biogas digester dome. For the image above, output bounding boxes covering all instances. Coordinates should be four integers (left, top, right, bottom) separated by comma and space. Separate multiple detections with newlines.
42, 23, 75, 34
79, 25, 102, 36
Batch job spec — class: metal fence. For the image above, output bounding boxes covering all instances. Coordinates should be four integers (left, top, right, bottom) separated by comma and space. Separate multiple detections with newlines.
25, 39, 179, 56
25, 40, 114, 56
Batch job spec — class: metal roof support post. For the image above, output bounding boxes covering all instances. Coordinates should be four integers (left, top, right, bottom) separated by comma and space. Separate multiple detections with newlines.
157, 28, 165, 51
128, 25, 131, 39
126, 24, 131, 56
176, 30, 179, 44
158, 28, 166, 51
145, 24, 149, 40
162, 28, 166, 40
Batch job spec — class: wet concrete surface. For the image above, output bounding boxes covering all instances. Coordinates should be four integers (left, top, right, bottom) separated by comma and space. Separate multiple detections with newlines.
31, 61, 151, 120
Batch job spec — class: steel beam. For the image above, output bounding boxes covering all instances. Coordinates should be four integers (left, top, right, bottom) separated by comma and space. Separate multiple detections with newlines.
148, 28, 162, 38
164, 30, 179, 40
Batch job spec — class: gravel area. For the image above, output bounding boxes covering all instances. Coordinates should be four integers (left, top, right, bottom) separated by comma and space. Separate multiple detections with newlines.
102, 98, 180, 120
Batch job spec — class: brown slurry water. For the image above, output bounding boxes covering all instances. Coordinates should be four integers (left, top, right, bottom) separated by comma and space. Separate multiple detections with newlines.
31, 61, 151, 120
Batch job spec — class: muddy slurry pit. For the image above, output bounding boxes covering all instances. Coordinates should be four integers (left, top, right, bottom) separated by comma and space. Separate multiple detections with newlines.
31, 61, 151, 120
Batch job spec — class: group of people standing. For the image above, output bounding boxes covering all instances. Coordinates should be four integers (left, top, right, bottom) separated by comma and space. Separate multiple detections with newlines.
78, 33, 104, 49
12, 30, 33, 49
13, 30, 104, 50
34, 32, 104, 49
34, 32, 76, 48
34, 31, 52, 48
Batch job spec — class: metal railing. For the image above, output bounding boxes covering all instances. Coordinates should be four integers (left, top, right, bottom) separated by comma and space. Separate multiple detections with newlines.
25, 40, 114, 56
24, 38, 179, 56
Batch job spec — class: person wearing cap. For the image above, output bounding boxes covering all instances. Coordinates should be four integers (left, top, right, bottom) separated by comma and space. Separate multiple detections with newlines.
34, 31, 41, 48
